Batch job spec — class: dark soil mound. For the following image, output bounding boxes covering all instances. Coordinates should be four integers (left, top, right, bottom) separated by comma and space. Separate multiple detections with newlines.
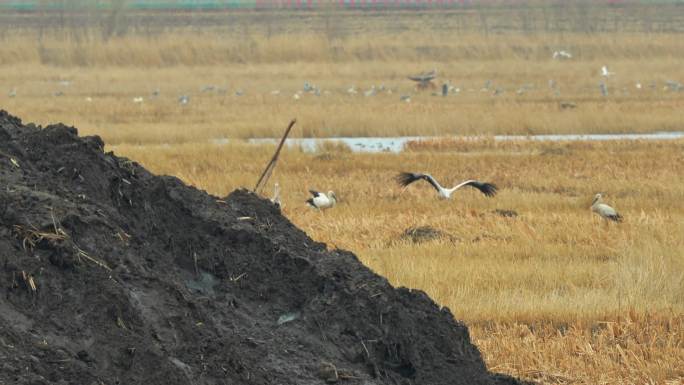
0, 110, 526, 385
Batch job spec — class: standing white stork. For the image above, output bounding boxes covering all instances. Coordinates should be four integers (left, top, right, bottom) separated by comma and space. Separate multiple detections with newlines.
306, 190, 337, 210
591, 193, 623, 222
601, 66, 615, 77
396, 172, 498, 199
270, 183, 282, 208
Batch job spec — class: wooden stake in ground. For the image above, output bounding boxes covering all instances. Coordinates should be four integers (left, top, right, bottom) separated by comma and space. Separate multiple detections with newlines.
254, 119, 296, 194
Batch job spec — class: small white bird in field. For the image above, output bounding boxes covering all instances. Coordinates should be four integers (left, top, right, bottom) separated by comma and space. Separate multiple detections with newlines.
552, 50, 572, 59
270, 183, 282, 208
591, 193, 623, 222
306, 190, 337, 210
132, 96, 144, 104
396, 172, 498, 199
601, 66, 615, 77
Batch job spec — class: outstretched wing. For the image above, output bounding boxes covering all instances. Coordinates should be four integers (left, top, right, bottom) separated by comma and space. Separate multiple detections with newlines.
408, 70, 436, 83
395, 172, 441, 193
309, 190, 322, 198
452, 180, 498, 197
407, 74, 436, 82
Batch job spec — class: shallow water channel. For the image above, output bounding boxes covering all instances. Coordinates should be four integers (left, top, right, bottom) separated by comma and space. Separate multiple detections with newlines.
212, 132, 684, 153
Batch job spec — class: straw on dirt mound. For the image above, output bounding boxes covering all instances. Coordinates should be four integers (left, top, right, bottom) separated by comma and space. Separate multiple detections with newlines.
0, 110, 526, 385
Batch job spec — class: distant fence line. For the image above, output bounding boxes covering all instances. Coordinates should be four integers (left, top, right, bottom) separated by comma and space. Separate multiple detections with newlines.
1, 0, 682, 11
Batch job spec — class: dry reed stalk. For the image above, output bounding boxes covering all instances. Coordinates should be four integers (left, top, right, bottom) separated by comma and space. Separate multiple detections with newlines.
254, 118, 296, 194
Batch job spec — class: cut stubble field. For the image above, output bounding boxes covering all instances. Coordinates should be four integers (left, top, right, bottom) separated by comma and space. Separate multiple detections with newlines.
1, 5, 683, 384
112, 139, 684, 385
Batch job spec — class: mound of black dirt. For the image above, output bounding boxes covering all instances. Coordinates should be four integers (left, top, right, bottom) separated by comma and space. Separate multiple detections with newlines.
0, 110, 527, 385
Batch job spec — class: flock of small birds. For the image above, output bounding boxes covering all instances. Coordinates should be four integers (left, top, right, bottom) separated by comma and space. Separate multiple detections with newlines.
279, 171, 622, 223
2, 53, 665, 224
6, 58, 682, 104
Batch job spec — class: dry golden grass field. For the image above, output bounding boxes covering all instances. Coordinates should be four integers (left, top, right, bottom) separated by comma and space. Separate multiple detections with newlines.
1, 6, 684, 143
1, 4, 684, 384
114, 139, 684, 385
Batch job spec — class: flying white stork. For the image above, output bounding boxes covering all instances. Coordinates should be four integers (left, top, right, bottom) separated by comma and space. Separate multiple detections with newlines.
396, 172, 498, 199
306, 190, 337, 210
591, 193, 623, 222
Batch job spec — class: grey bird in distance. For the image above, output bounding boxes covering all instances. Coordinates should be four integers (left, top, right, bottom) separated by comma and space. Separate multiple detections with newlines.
408, 69, 437, 89
408, 69, 436, 83
396, 172, 497, 199
591, 193, 623, 222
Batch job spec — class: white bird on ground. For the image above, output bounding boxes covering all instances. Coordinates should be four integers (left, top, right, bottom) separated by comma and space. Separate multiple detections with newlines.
601, 66, 614, 77
178, 95, 190, 105
396, 172, 498, 199
270, 183, 282, 208
306, 190, 337, 210
591, 193, 622, 222
132, 96, 144, 103
552, 50, 572, 59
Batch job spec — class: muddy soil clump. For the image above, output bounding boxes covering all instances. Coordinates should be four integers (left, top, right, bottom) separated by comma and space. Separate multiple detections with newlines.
0, 111, 526, 385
